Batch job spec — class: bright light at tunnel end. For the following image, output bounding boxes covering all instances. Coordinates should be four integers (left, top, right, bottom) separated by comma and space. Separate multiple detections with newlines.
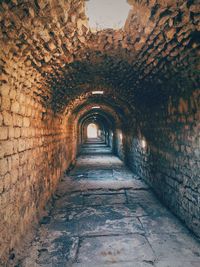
87, 123, 98, 138
92, 91, 104, 94
91, 106, 100, 109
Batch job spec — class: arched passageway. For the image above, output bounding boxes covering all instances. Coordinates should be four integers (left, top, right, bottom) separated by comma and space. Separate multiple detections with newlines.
0, 0, 199, 266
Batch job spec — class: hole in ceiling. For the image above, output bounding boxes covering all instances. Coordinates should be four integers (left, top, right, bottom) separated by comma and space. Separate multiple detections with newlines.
85, 0, 131, 31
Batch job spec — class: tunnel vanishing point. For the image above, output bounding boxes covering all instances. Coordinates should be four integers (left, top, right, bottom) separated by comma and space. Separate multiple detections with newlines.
0, 0, 200, 266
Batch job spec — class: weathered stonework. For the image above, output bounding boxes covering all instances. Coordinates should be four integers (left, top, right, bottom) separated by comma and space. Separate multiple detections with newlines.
0, 62, 77, 265
125, 89, 200, 237
0, 0, 199, 265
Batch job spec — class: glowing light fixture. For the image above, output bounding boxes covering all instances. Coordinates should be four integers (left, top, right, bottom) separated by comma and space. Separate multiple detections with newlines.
92, 91, 104, 94
141, 139, 147, 149
119, 133, 123, 141
92, 106, 100, 109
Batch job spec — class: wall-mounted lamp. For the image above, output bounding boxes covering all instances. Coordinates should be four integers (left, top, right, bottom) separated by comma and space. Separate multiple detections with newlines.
141, 139, 147, 149
92, 91, 104, 94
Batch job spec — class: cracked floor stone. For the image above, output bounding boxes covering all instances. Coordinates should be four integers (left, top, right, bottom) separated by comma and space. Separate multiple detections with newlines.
21, 141, 200, 267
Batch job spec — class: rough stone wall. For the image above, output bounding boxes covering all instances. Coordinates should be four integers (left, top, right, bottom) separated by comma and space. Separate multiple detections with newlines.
0, 1, 85, 263
126, 89, 200, 237
108, 130, 114, 149
115, 129, 125, 161
0, 0, 199, 263
0, 63, 76, 264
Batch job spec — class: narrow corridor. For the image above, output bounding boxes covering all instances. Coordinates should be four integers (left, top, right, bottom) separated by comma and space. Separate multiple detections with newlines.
22, 141, 200, 267
1, 1, 200, 264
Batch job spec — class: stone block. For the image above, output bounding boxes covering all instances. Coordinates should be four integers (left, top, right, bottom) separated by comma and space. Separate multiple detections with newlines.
26, 107, 32, 117
0, 84, 10, 96
1, 97, 11, 111
19, 105, 26, 116
13, 139, 18, 154
11, 154, 19, 169
2, 111, 12, 126
10, 168, 18, 185
18, 139, 26, 152
9, 89, 17, 100
23, 117, 30, 128
14, 127, 21, 138
3, 173, 11, 191
0, 158, 8, 176
0, 127, 8, 140
11, 101, 20, 114
8, 127, 15, 139
21, 128, 29, 137
13, 114, 22, 127
1, 140, 13, 156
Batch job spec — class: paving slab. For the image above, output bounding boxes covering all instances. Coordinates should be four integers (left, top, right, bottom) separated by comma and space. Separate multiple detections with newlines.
83, 193, 127, 206
54, 193, 83, 208
126, 189, 159, 204
139, 201, 172, 216
22, 231, 79, 267
47, 218, 79, 235
76, 234, 155, 264
147, 232, 200, 261
139, 215, 189, 234
78, 216, 144, 236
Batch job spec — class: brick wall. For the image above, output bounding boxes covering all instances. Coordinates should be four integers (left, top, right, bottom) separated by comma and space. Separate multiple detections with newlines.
0, 0, 199, 263
125, 89, 200, 237
0, 66, 77, 264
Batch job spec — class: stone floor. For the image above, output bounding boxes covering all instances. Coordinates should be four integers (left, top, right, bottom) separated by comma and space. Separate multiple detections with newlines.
22, 140, 200, 267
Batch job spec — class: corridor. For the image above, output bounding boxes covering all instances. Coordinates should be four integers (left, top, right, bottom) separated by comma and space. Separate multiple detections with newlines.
22, 141, 200, 267
0, 0, 199, 265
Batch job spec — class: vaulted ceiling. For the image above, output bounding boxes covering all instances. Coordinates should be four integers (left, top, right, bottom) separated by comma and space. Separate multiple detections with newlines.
0, 0, 199, 114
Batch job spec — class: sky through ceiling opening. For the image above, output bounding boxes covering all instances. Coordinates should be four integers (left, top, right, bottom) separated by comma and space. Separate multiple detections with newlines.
85, 0, 131, 31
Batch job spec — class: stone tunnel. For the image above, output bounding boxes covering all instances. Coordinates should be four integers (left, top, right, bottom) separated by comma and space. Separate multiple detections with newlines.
0, 0, 200, 266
